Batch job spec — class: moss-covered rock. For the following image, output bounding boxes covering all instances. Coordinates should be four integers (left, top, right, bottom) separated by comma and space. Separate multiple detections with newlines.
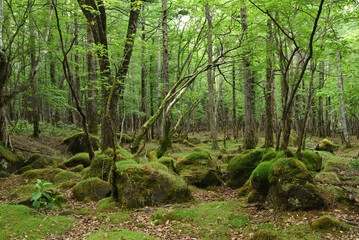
147, 151, 158, 162
175, 151, 221, 188
323, 161, 348, 172
158, 157, 176, 172
71, 164, 84, 173
114, 162, 192, 208
102, 146, 132, 160
10, 184, 58, 206
250, 229, 279, 240
315, 139, 339, 153
314, 172, 340, 184
295, 150, 322, 172
227, 149, 266, 188
311, 215, 349, 230
268, 158, 326, 211
53, 171, 81, 185
116, 132, 133, 143
21, 168, 63, 181
0, 170, 11, 178
63, 132, 100, 154
19, 153, 59, 174
0, 144, 24, 173
72, 177, 111, 202
96, 197, 120, 212
63, 152, 91, 168
87, 154, 113, 181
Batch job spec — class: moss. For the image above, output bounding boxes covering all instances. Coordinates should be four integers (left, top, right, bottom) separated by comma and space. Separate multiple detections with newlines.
116, 132, 133, 143
63, 152, 91, 168
314, 172, 340, 184
0, 144, 25, 173
81, 167, 91, 179
158, 157, 176, 172
9, 184, 36, 206
114, 162, 192, 208
227, 148, 266, 188
251, 161, 274, 180
103, 146, 132, 160
261, 151, 285, 163
147, 151, 158, 162
62, 132, 100, 154
58, 181, 77, 190
0, 170, 11, 178
88, 229, 158, 240
250, 229, 279, 240
315, 139, 339, 153
21, 168, 63, 181
295, 150, 322, 172
88, 154, 113, 181
96, 197, 121, 212
323, 161, 348, 172
0, 205, 74, 239
268, 158, 308, 184
19, 154, 60, 174
115, 159, 138, 171
97, 212, 130, 225
311, 215, 349, 230
53, 171, 81, 185
71, 164, 84, 172
175, 151, 221, 188
72, 177, 111, 202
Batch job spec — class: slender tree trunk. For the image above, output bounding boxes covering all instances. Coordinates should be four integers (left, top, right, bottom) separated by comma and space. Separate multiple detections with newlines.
73, 15, 81, 127
318, 61, 325, 137
336, 50, 351, 148
140, 21, 147, 126
232, 63, 237, 140
206, 3, 219, 150
86, 23, 99, 135
264, 19, 274, 149
157, 24, 162, 138
241, 6, 257, 149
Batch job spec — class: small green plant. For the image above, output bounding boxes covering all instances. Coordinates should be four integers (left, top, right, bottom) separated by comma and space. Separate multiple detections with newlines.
30, 179, 66, 213
349, 158, 359, 169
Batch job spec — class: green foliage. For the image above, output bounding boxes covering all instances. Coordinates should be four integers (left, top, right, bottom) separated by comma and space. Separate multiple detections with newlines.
349, 158, 359, 169
88, 229, 158, 240
30, 179, 66, 212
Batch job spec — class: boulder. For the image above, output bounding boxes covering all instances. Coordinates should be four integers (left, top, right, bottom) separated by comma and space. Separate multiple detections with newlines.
158, 157, 176, 172
114, 162, 192, 208
62, 132, 100, 154
227, 149, 266, 188
295, 150, 322, 172
268, 158, 326, 211
311, 215, 349, 230
314, 172, 340, 184
315, 139, 339, 153
10, 184, 58, 206
72, 177, 111, 202
0, 144, 24, 173
53, 171, 81, 185
19, 153, 59, 174
21, 168, 63, 181
175, 151, 221, 188
87, 154, 113, 181
63, 152, 91, 168
250, 229, 279, 240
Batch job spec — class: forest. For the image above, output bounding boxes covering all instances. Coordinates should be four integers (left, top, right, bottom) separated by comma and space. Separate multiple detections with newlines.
0, 0, 359, 239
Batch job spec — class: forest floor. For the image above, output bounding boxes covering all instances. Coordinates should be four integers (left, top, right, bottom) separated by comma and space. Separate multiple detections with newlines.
1, 130, 359, 240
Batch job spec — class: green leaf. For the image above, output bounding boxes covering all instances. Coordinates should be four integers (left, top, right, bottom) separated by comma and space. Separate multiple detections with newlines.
30, 192, 42, 201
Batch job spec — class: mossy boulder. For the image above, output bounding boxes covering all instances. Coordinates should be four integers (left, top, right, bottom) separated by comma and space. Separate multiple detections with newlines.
227, 149, 266, 188
72, 177, 111, 202
246, 161, 274, 203
314, 172, 340, 184
250, 229, 279, 240
71, 164, 84, 173
96, 197, 121, 212
311, 215, 349, 230
116, 132, 133, 143
114, 162, 192, 208
19, 153, 59, 174
102, 146, 133, 160
175, 151, 221, 188
158, 156, 176, 172
0, 144, 24, 173
63, 152, 91, 168
53, 171, 81, 185
147, 151, 158, 162
87, 154, 113, 181
295, 150, 322, 172
10, 184, 58, 206
63, 132, 100, 154
315, 139, 339, 153
21, 168, 63, 181
323, 161, 348, 172
268, 158, 326, 211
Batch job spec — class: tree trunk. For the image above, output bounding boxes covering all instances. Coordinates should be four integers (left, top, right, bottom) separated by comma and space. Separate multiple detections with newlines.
336, 50, 351, 148
86, 23, 99, 135
205, 3, 219, 150
264, 19, 274, 149
140, 21, 147, 126
241, 6, 257, 149
318, 61, 325, 137
157, 23, 162, 139
232, 63, 238, 140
